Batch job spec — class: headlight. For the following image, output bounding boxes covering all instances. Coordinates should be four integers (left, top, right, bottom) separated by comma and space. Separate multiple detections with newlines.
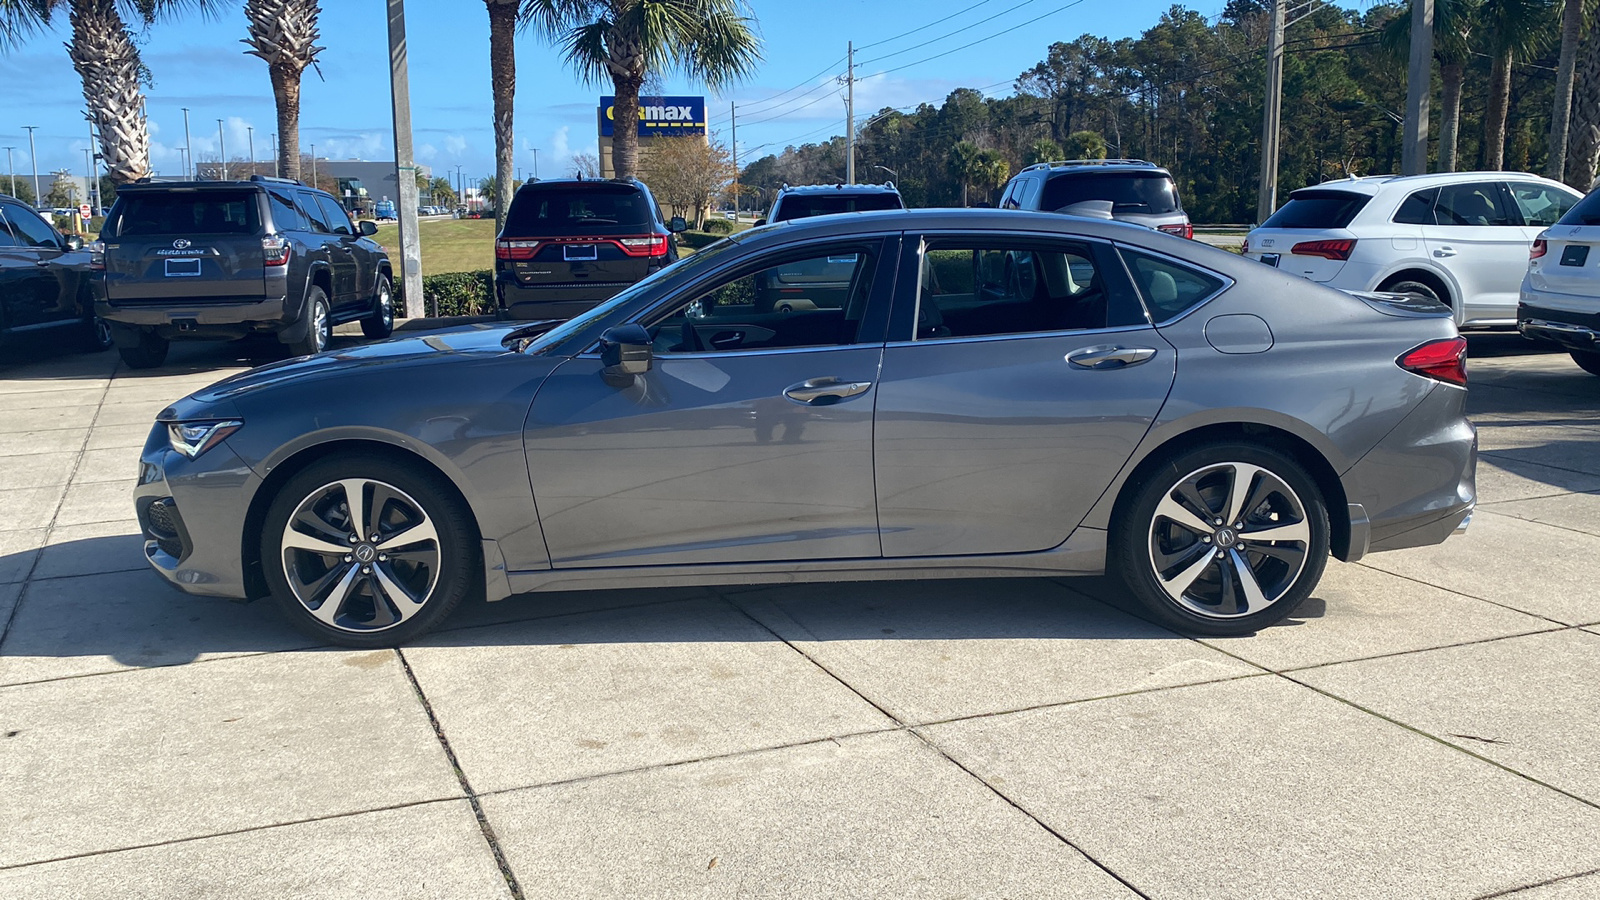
168, 420, 243, 459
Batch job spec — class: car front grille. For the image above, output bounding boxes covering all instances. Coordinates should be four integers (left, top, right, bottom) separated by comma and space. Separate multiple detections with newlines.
139, 497, 189, 561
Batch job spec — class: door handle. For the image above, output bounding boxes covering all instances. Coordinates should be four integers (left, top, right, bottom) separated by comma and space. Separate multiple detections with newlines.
783, 377, 872, 405
1066, 345, 1158, 369
1433, 247, 1457, 257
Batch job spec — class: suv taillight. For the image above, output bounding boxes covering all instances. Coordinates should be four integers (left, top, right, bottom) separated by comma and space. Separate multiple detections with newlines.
88, 240, 105, 271
1291, 239, 1356, 260
1530, 238, 1547, 260
1398, 338, 1468, 387
1240, 236, 1250, 255
262, 234, 291, 267
616, 235, 668, 258
1157, 222, 1194, 239
496, 239, 540, 260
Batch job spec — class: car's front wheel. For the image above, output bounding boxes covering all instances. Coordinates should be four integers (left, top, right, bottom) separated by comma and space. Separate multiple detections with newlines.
117, 328, 168, 369
1112, 442, 1329, 635
80, 316, 113, 353
1570, 349, 1600, 377
260, 453, 480, 647
361, 274, 395, 339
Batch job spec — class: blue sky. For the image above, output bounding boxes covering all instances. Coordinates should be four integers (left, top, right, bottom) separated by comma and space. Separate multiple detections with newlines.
0, 0, 1231, 190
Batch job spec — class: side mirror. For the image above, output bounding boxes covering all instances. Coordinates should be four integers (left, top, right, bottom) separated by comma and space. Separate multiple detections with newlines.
359, 220, 378, 236
667, 216, 688, 233
753, 218, 767, 227
600, 324, 653, 381
63, 234, 84, 251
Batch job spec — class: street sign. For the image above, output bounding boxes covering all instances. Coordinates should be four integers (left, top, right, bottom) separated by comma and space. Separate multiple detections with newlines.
79, 203, 91, 221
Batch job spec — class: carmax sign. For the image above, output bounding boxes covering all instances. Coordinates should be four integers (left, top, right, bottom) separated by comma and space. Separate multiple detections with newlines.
599, 96, 707, 137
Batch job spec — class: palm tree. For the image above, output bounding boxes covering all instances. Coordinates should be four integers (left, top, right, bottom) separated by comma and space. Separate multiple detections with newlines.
0, 0, 216, 184
243, 0, 324, 182
1382, 0, 1476, 172
528, 0, 761, 180
486, 0, 520, 232
1568, 22, 1600, 188
1478, 0, 1552, 170
1545, 0, 1589, 179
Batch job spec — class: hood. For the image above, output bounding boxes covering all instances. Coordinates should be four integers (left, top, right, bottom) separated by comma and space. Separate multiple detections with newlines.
186, 321, 558, 406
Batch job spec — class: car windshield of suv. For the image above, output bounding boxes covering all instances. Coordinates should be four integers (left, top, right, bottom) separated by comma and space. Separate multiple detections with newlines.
1261, 190, 1371, 228
772, 193, 902, 221
505, 186, 653, 236
1040, 173, 1180, 215
113, 191, 260, 235
1558, 189, 1600, 226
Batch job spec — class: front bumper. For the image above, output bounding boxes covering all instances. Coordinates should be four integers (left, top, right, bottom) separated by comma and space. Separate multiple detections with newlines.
134, 422, 257, 599
496, 277, 625, 321
1518, 298, 1600, 353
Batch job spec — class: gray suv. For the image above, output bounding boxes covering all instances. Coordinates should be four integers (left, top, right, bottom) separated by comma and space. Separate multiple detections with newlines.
94, 175, 393, 368
1000, 159, 1193, 238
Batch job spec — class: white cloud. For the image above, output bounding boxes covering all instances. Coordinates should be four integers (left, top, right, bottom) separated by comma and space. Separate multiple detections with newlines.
443, 135, 468, 156
417, 142, 437, 161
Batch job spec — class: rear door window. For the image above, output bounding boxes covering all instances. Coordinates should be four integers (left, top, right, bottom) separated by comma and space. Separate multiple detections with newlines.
505, 187, 654, 236
1041, 172, 1180, 215
113, 191, 260, 236
1434, 183, 1514, 226
915, 240, 1142, 339
297, 192, 332, 233
1262, 190, 1370, 228
1120, 249, 1225, 323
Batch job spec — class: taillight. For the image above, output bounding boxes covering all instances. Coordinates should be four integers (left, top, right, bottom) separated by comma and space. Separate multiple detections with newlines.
88, 240, 105, 271
1291, 239, 1356, 260
1530, 238, 1547, 260
496, 239, 540, 260
262, 234, 291, 267
1157, 222, 1194, 239
1398, 337, 1468, 387
616, 235, 668, 258
1240, 236, 1249, 255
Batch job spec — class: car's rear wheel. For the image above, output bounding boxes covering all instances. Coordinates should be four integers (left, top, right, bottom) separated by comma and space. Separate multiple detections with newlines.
117, 328, 168, 369
1570, 350, 1600, 376
1112, 442, 1329, 635
1379, 275, 1446, 307
260, 453, 479, 647
288, 288, 331, 356
80, 316, 113, 353
361, 274, 394, 339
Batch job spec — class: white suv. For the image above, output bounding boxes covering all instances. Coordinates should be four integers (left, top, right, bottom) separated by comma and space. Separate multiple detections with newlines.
1244, 172, 1582, 329
1519, 185, 1600, 375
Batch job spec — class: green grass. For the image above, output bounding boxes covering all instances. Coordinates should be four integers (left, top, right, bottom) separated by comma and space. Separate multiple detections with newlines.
373, 217, 497, 275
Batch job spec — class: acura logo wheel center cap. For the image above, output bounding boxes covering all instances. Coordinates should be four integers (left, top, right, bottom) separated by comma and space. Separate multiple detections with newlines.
354, 543, 377, 563
1214, 529, 1239, 548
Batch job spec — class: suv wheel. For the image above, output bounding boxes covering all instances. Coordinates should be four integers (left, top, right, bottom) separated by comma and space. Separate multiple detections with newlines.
361, 274, 395, 339
117, 328, 169, 369
1379, 275, 1446, 307
80, 317, 113, 353
288, 288, 331, 356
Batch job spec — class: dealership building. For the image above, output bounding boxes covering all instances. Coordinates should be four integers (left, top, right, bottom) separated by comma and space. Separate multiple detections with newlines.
597, 95, 708, 178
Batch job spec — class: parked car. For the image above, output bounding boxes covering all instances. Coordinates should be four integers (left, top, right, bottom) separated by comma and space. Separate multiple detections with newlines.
758, 182, 904, 225
1244, 172, 1582, 330
1518, 185, 1600, 374
495, 177, 686, 320
93, 174, 394, 368
0, 193, 111, 353
135, 208, 1474, 647
999, 159, 1193, 238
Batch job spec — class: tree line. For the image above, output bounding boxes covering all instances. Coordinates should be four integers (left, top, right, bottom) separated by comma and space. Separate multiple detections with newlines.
741, 0, 1600, 224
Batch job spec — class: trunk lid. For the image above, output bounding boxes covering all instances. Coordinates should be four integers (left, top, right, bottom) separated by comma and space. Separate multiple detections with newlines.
1245, 187, 1373, 283
1528, 223, 1600, 297
102, 187, 268, 303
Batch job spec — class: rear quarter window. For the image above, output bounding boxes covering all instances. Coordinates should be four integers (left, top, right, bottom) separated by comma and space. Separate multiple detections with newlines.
1263, 190, 1371, 228
1120, 248, 1225, 323
1558, 188, 1600, 226
111, 191, 261, 236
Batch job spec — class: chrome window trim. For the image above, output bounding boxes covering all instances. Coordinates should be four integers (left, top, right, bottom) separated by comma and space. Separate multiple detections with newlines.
1112, 241, 1236, 327
885, 321, 1160, 350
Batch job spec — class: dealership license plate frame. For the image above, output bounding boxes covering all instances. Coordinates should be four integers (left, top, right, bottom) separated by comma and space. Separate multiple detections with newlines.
1559, 245, 1590, 267
164, 258, 202, 277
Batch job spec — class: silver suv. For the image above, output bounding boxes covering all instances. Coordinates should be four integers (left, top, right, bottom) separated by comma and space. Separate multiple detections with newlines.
999, 159, 1192, 238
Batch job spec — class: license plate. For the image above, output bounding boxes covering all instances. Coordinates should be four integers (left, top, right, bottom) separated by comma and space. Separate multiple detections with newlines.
562, 243, 598, 261
164, 258, 201, 277
1259, 253, 1280, 268
1560, 245, 1590, 267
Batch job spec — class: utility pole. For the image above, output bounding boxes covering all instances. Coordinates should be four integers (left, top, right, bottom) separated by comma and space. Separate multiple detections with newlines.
271, 133, 279, 177
730, 102, 738, 217
24, 126, 40, 206
4, 147, 15, 197
86, 118, 96, 211
844, 42, 855, 184
248, 126, 255, 176
311, 144, 317, 187
531, 148, 538, 179
182, 108, 193, 179
1256, 0, 1285, 224
218, 119, 227, 180
1401, 0, 1433, 176
386, 0, 425, 318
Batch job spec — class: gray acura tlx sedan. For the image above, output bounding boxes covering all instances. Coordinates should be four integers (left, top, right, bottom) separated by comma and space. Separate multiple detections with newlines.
136, 209, 1476, 647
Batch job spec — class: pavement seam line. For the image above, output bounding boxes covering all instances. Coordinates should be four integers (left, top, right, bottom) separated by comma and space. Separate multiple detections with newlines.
1471, 865, 1600, 899
1469, 503, 1600, 541
0, 364, 116, 651
394, 647, 526, 900
711, 587, 1156, 900
1350, 561, 1579, 628
1271, 623, 1590, 675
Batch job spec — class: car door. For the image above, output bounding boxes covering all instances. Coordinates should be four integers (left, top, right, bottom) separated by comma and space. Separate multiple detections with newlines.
0, 201, 79, 329
295, 191, 340, 301
873, 232, 1175, 557
315, 195, 362, 309
0, 208, 43, 332
1422, 181, 1529, 322
524, 236, 897, 567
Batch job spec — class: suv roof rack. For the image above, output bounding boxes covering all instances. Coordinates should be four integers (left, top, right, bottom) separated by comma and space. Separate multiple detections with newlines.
1021, 159, 1157, 173
778, 182, 899, 192
249, 174, 305, 186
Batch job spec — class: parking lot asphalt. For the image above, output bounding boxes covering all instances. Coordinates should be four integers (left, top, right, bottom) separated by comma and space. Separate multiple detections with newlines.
1, 331, 1598, 899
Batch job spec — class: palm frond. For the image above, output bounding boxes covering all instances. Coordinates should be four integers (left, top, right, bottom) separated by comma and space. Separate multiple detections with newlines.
559, 17, 614, 85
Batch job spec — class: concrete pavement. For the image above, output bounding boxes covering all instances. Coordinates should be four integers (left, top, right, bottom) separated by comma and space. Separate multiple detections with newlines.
1, 332, 1598, 898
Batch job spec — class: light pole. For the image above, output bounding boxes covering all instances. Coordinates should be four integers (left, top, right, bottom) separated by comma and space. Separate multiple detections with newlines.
872, 165, 898, 181
182, 108, 193, 179
217, 119, 227, 180
531, 148, 538, 179
386, 0, 425, 316
4, 147, 15, 197
24, 126, 40, 207
310, 144, 317, 187
247, 126, 255, 176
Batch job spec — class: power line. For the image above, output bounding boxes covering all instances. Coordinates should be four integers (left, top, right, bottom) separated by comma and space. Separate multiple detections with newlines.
856, 0, 1013, 51
860, 0, 1096, 80
707, 54, 846, 123
857, 0, 1051, 67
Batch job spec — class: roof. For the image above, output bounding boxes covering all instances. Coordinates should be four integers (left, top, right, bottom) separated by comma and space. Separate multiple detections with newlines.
1293, 171, 1567, 196
733, 206, 1170, 247
516, 177, 647, 190
118, 175, 317, 193
1020, 159, 1170, 175
777, 182, 900, 194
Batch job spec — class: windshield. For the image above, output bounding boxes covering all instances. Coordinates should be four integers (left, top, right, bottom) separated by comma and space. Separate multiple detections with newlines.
1262, 190, 1371, 228
524, 236, 747, 354
1558, 189, 1600, 226
1040, 172, 1180, 215
771, 193, 903, 221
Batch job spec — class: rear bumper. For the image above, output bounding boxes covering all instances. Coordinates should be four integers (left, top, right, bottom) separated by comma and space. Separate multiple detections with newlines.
1518, 298, 1600, 353
97, 294, 301, 341
496, 277, 626, 321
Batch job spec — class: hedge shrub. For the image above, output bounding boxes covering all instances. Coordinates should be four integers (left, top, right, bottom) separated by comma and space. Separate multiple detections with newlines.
703, 217, 736, 235
393, 269, 496, 318
677, 231, 724, 250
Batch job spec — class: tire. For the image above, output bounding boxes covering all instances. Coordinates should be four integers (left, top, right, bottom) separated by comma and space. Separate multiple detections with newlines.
117, 328, 169, 369
260, 453, 480, 647
79, 316, 113, 353
361, 274, 395, 339
1111, 441, 1330, 636
287, 287, 331, 356
1379, 275, 1446, 307
1571, 349, 1600, 377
